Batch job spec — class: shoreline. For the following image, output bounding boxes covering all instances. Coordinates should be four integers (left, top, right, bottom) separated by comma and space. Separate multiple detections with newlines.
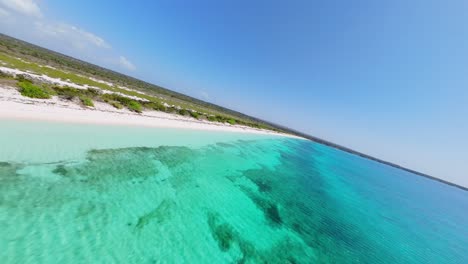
0, 85, 304, 139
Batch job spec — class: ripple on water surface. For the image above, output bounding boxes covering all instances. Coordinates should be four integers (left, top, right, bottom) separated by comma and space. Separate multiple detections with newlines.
0, 122, 467, 263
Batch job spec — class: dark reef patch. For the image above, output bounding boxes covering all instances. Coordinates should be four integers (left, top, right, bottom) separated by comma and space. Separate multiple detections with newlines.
135, 199, 174, 230
0, 161, 20, 176
0, 162, 23, 207
0, 161, 11, 167
207, 212, 235, 251
0, 161, 78, 210
50, 146, 199, 185
242, 169, 273, 193
266, 203, 282, 225
151, 146, 195, 168
215, 142, 235, 148
239, 187, 283, 226
206, 212, 314, 263
51, 148, 158, 184
52, 164, 69, 177
251, 178, 272, 192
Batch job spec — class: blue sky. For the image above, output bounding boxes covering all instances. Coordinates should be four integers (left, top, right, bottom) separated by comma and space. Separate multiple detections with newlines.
0, 0, 467, 186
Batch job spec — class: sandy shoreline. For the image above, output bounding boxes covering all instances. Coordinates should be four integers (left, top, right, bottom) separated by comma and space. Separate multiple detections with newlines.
0, 85, 303, 139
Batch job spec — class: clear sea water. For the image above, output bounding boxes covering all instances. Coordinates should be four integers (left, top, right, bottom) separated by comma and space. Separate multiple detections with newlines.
0, 119, 467, 263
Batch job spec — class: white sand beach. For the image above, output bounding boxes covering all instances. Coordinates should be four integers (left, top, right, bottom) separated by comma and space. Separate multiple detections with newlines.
0, 85, 302, 139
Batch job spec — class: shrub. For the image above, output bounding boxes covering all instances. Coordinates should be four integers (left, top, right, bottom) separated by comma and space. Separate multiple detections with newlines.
178, 109, 188, 116
102, 93, 123, 103
165, 106, 176, 113
215, 115, 227, 123
143, 101, 166, 111
101, 93, 118, 102
110, 101, 123, 109
40, 84, 57, 96
52, 86, 81, 100
79, 96, 94, 107
17, 81, 51, 99
86, 88, 101, 97
157, 104, 167, 112
127, 101, 142, 113
102, 93, 144, 112
189, 111, 200, 119
107, 94, 134, 105
116, 96, 132, 105
227, 119, 236, 125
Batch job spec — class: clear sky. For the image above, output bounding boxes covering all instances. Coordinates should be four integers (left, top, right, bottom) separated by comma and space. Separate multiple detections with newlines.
1, 0, 467, 186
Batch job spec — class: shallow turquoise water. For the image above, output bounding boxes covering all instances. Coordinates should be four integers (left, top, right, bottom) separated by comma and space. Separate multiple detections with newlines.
0, 120, 467, 263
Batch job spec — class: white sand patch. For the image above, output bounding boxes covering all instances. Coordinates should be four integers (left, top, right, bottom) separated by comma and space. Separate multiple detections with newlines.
0, 66, 88, 90
0, 85, 302, 139
44, 65, 57, 70
117, 85, 150, 97
0, 66, 149, 102
89, 77, 114, 87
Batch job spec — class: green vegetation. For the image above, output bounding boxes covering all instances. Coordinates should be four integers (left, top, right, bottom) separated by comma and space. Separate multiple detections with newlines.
15, 74, 29, 82
0, 33, 287, 133
14, 77, 273, 128
86, 88, 101, 97
0, 52, 159, 102
52, 86, 100, 102
178, 109, 188, 116
189, 111, 200, 119
17, 81, 51, 99
127, 101, 142, 113
101, 93, 141, 112
79, 96, 94, 107
142, 101, 166, 111
40, 84, 57, 96
111, 101, 123, 109
53, 86, 80, 100
165, 106, 176, 113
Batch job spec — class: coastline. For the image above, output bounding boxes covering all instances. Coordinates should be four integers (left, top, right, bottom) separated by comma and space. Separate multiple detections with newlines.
1, 86, 466, 190
0, 85, 303, 139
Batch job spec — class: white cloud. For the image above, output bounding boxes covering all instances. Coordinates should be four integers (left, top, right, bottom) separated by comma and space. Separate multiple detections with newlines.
0, 0, 42, 18
70, 25, 111, 49
0, 0, 136, 73
34, 22, 111, 50
119, 56, 136, 71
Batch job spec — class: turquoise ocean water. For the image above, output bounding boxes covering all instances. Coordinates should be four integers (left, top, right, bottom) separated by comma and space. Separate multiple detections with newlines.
0, 119, 467, 263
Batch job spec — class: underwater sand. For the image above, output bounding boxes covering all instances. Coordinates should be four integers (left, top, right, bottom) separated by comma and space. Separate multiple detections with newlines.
0, 120, 467, 263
